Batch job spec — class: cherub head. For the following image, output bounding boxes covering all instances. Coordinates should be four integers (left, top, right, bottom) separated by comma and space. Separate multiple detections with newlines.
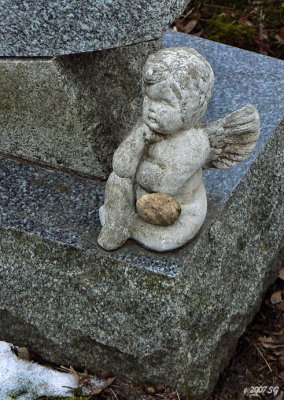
142, 47, 214, 134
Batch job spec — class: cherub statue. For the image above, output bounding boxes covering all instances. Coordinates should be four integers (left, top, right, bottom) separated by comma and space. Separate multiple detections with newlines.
98, 47, 260, 252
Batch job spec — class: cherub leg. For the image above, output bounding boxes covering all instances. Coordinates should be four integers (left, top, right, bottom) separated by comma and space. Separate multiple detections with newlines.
98, 172, 136, 250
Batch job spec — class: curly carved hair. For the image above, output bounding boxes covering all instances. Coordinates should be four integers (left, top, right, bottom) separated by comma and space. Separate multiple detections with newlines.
142, 47, 214, 122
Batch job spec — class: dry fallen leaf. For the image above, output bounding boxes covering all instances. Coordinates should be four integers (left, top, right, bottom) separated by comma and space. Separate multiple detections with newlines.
267, 354, 277, 361
145, 386, 156, 395
276, 302, 284, 311
278, 267, 284, 281
278, 354, 284, 370
155, 383, 166, 392
182, 19, 198, 34
91, 387, 103, 395
279, 27, 284, 40
60, 365, 115, 395
270, 290, 284, 304
88, 377, 115, 395
279, 371, 284, 380
261, 342, 284, 350
17, 347, 31, 361
258, 336, 276, 344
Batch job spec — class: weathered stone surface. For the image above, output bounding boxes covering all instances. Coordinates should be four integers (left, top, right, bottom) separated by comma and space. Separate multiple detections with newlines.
0, 39, 160, 179
0, 32, 283, 399
0, 0, 188, 56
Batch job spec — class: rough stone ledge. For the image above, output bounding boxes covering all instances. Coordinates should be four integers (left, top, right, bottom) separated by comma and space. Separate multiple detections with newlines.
0, 119, 282, 398
0, 38, 160, 180
0, 0, 188, 56
0, 30, 283, 181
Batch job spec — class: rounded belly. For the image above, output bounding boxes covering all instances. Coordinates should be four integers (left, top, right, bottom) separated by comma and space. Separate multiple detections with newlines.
135, 160, 167, 193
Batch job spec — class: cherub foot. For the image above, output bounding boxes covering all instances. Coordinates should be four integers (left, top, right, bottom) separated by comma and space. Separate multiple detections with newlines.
97, 225, 130, 250
98, 206, 132, 250
99, 205, 105, 226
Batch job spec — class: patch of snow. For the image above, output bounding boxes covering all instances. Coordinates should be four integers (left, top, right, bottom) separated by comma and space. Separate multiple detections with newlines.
0, 341, 77, 399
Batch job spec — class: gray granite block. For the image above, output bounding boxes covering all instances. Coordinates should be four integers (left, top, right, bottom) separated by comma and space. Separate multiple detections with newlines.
1, 30, 283, 182
0, 0, 188, 56
0, 33, 283, 399
0, 38, 160, 180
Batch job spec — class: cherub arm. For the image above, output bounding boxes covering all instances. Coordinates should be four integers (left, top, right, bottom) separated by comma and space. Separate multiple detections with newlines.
205, 105, 260, 168
136, 132, 210, 196
112, 121, 154, 179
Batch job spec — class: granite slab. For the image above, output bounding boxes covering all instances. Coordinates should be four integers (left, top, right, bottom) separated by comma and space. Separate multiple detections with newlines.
0, 38, 160, 180
0, 32, 283, 399
0, 0, 188, 56
0, 30, 283, 181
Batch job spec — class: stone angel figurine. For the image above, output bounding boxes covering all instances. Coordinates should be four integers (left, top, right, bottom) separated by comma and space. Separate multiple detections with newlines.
98, 47, 260, 252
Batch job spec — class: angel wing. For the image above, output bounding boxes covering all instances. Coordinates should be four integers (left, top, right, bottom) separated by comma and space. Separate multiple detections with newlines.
205, 104, 260, 169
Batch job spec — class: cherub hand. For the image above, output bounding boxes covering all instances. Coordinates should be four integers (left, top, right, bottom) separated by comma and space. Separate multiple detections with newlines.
142, 125, 164, 143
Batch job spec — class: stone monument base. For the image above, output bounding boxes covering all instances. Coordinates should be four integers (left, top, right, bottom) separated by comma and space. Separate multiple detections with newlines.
0, 32, 283, 399
0, 39, 160, 179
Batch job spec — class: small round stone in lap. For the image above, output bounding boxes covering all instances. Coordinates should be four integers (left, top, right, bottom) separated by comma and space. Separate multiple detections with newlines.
136, 193, 181, 226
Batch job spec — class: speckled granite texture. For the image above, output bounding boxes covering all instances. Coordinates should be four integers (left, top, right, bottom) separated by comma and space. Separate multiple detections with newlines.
0, 38, 160, 179
0, 0, 188, 56
0, 33, 283, 399
0, 31, 283, 180
162, 31, 284, 203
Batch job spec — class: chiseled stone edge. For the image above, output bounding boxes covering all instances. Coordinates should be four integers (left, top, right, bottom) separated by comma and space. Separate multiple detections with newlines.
174, 119, 284, 398
0, 225, 181, 385
0, 120, 282, 399
0, 38, 160, 180
0, 0, 188, 56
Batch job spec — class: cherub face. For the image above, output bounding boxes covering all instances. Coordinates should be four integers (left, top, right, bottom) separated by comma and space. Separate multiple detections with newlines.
142, 80, 184, 135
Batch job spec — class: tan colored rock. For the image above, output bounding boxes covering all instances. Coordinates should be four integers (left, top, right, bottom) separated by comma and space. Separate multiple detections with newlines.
17, 346, 31, 361
270, 290, 284, 304
136, 193, 181, 226
278, 267, 284, 281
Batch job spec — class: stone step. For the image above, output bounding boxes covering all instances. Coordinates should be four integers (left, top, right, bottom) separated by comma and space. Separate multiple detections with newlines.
0, 0, 188, 56
0, 39, 160, 179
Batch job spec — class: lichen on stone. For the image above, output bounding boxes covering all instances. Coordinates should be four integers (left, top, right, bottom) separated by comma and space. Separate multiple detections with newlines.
206, 15, 257, 50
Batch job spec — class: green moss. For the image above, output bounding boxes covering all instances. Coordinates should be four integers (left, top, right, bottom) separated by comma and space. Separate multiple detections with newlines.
206, 15, 257, 50
205, 0, 248, 8
260, 242, 269, 252
7, 390, 29, 399
263, 3, 284, 30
